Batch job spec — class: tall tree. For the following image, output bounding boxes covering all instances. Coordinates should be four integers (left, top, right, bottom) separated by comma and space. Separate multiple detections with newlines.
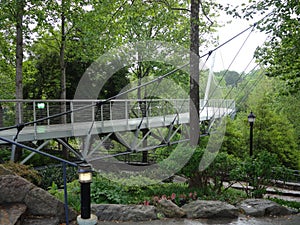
189, 0, 200, 146
35, 0, 90, 120
0, 0, 26, 123
240, 0, 300, 93
60, 0, 67, 123
0, 0, 42, 161
15, 0, 25, 124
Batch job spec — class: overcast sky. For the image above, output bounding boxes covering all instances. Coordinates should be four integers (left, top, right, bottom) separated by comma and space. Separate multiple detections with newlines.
208, 0, 268, 73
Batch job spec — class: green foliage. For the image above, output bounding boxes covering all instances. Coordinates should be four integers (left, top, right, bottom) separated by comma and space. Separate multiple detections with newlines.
48, 180, 81, 212
246, 78, 299, 169
220, 117, 248, 158
239, 0, 300, 92
37, 165, 78, 190
91, 175, 148, 204
2, 162, 41, 186
222, 70, 242, 87
0, 148, 11, 162
180, 146, 241, 193
230, 151, 287, 198
268, 197, 300, 212
90, 174, 247, 206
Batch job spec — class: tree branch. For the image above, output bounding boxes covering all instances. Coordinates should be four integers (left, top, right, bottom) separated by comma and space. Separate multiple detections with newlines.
199, 0, 214, 29
148, 0, 191, 12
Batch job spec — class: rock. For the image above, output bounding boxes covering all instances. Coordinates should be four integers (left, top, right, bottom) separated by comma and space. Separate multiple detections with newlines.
0, 165, 15, 176
92, 204, 157, 221
182, 200, 239, 219
24, 186, 77, 222
238, 199, 297, 217
22, 217, 60, 225
156, 199, 185, 218
0, 203, 27, 225
0, 175, 34, 203
0, 174, 77, 223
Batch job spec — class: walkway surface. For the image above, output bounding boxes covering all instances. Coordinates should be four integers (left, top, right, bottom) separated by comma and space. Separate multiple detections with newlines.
96, 214, 300, 225
0, 99, 235, 144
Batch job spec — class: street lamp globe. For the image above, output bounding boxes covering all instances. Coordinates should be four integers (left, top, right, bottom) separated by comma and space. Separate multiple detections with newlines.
248, 111, 256, 124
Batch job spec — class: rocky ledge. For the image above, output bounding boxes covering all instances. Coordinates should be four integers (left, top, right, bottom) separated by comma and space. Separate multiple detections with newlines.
0, 166, 77, 225
92, 198, 298, 222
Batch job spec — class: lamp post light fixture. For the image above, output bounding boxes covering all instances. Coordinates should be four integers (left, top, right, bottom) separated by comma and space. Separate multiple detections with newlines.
77, 163, 97, 225
248, 111, 256, 157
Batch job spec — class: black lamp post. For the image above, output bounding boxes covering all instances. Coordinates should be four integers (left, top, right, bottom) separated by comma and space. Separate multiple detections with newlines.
247, 111, 256, 157
78, 163, 93, 219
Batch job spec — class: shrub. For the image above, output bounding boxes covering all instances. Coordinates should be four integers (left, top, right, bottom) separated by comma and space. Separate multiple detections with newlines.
230, 151, 286, 198
48, 180, 81, 212
0, 148, 11, 162
37, 164, 77, 190
2, 162, 41, 185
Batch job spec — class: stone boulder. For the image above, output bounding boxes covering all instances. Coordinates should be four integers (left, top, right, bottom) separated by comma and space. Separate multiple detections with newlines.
0, 203, 27, 225
24, 186, 77, 221
156, 199, 185, 218
0, 174, 77, 223
92, 204, 157, 221
238, 199, 297, 217
182, 200, 239, 219
22, 217, 60, 225
0, 175, 35, 203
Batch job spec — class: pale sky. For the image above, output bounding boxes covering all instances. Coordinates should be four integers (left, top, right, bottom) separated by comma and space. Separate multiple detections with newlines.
209, 0, 268, 73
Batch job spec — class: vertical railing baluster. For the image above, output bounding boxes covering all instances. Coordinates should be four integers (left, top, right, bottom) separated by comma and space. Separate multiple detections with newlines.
110, 101, 112, 120
33, 101, 37, 139
125, 100, 128, 128
92, 101, 95, 122
47, 102, 50, 125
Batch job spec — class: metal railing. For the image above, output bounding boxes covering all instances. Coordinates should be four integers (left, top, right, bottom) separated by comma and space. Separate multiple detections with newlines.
0, 98, 235, 127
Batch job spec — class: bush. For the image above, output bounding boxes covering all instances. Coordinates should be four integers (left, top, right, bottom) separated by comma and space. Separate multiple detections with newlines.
89, 174, 247, 207
0, 147, 11, 162
180, 147, 240, 193
37, 164, 77, 189
2, 162, 41, 186
230, 151, 286, 198
48, 180, 81, 212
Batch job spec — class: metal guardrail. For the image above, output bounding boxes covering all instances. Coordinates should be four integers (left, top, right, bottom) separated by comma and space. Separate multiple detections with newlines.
0, 99, 235, 127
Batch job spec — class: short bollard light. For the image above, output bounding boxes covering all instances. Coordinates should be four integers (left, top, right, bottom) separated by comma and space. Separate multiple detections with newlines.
77, 164, 97, 225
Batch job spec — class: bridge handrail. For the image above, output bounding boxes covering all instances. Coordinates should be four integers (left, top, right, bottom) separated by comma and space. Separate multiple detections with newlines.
0, 99, 235, 128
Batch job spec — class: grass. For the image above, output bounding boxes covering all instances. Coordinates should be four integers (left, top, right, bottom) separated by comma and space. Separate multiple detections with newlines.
268, 197, 300, 212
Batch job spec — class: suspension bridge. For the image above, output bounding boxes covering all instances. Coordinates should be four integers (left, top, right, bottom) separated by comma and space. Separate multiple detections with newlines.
0, 20, 265, 165
0, 98, 235, 163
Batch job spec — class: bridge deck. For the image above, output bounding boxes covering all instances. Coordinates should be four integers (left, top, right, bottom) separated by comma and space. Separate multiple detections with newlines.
0, 99, 235, 144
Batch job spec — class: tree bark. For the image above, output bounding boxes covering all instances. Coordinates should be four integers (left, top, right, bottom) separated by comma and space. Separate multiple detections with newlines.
189, 0, 200, 146
15, 0, 24, 124
60, 0, 68, 159
13, 0, 25, 162
60, 0, 67, 124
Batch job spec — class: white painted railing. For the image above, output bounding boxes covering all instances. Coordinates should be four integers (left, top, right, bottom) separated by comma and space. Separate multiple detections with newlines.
0, 99, 235, 128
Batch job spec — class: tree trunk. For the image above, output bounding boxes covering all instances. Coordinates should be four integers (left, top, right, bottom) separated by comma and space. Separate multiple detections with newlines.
60, 0, 67, 124
13, 0, 25, 162
15, 0, 24, 124
60, 0, 68, 159
189, 0, 200, 146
